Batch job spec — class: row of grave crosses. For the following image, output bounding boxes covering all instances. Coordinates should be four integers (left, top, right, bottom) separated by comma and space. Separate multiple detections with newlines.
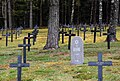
59, 23, 114, 50
9, 26, 39, 81
0, 26, 23, 47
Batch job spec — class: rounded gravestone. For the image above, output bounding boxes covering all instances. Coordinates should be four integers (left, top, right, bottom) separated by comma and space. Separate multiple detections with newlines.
71, 36, 84, 64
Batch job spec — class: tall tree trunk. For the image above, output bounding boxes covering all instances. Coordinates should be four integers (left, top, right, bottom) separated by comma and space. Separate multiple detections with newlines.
90, 1, 94, 24
67, 0, 71, 24
43, 0, 59, 50
61, 0, 64, 25
3, 0, 7, 32
8, 0, 13, 42
106, 0, 109, 24
64, 0, 67, 25
76, 0, 80, 24
114, 0, 119, 27
71, 0, 75, 24
93, 0, 97, 25
99, 0, 102, 25
109, 0, 119, 41
30, 0, 33, 29
40, 0, 42, 27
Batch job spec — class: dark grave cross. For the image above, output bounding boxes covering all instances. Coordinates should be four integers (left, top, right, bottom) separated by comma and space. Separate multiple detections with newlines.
99, 24, 102, 37
65, 30, 76, 50
103, 29, 114, 49
10, 55, 30, 81
63, 24, 67, 32
15, 29, 18, 39
19, 26, 23, 35
88, 53, 112, 81
11, 29, 14, 42
2, 33, 10, 46
70, 25, 75, 33
1, 28, 4, 36
59, 28, 67, 44
24, 33, 34, 51
76, 26, 80, 36
66, 24, 70, 32
15, 28, 20, 39
18, 38, 31, 63
30, 33, 35, 45
34, 25, 38, 30
81, 24, 88, 40
91, 26, 100, 43
30, 29, 39, 45
16, 27, 23, 38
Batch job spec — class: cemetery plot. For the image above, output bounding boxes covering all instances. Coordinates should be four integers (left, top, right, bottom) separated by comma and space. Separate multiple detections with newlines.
0, 28, 120, 81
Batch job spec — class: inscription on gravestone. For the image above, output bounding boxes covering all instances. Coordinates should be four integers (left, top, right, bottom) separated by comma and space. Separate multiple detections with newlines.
71, 36, 84, 64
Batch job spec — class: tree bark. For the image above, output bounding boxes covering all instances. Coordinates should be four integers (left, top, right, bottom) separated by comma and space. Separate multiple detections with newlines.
30, 0, 33, 29
71, 0, 75, 24
90, 0, 94, 24
64, 0, 67, 25
108, 0, 119, 42
3, 0, 7, 32
43, 0, 59, 50
40, 0, 43, 27
8, 0, 13, 42
93, 0, 97, 25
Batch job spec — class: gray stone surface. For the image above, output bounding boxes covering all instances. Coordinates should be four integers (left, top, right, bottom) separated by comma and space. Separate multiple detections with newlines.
71, 36, 84, 64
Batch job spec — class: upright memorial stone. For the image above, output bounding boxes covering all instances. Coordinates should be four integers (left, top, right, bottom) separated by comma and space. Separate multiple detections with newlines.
10, 55, 30, 81
71, 36, 84, 64
88, 53, 112, 81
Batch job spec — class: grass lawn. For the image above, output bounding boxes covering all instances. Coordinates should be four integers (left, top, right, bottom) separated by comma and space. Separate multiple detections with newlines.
0, 27, 120, 81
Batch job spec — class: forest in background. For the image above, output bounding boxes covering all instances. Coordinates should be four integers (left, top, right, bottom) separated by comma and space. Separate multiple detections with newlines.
0, 0, 119, 28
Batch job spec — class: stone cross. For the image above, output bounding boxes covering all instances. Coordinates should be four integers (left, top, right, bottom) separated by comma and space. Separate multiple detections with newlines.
91, 26, 100, 43
24, 33, 34, 51
2, 32, 10, 46
10, 55, 30, 81
103, 29, 114, 49
88, 53, 112, 81
65, 30, 76, 50
71, 36, 84, 64
18, 38, 31, 63
59, 28, 67, 44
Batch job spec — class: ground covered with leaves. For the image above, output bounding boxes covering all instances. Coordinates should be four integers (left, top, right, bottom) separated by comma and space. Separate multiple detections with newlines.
0, 27, 120, 81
